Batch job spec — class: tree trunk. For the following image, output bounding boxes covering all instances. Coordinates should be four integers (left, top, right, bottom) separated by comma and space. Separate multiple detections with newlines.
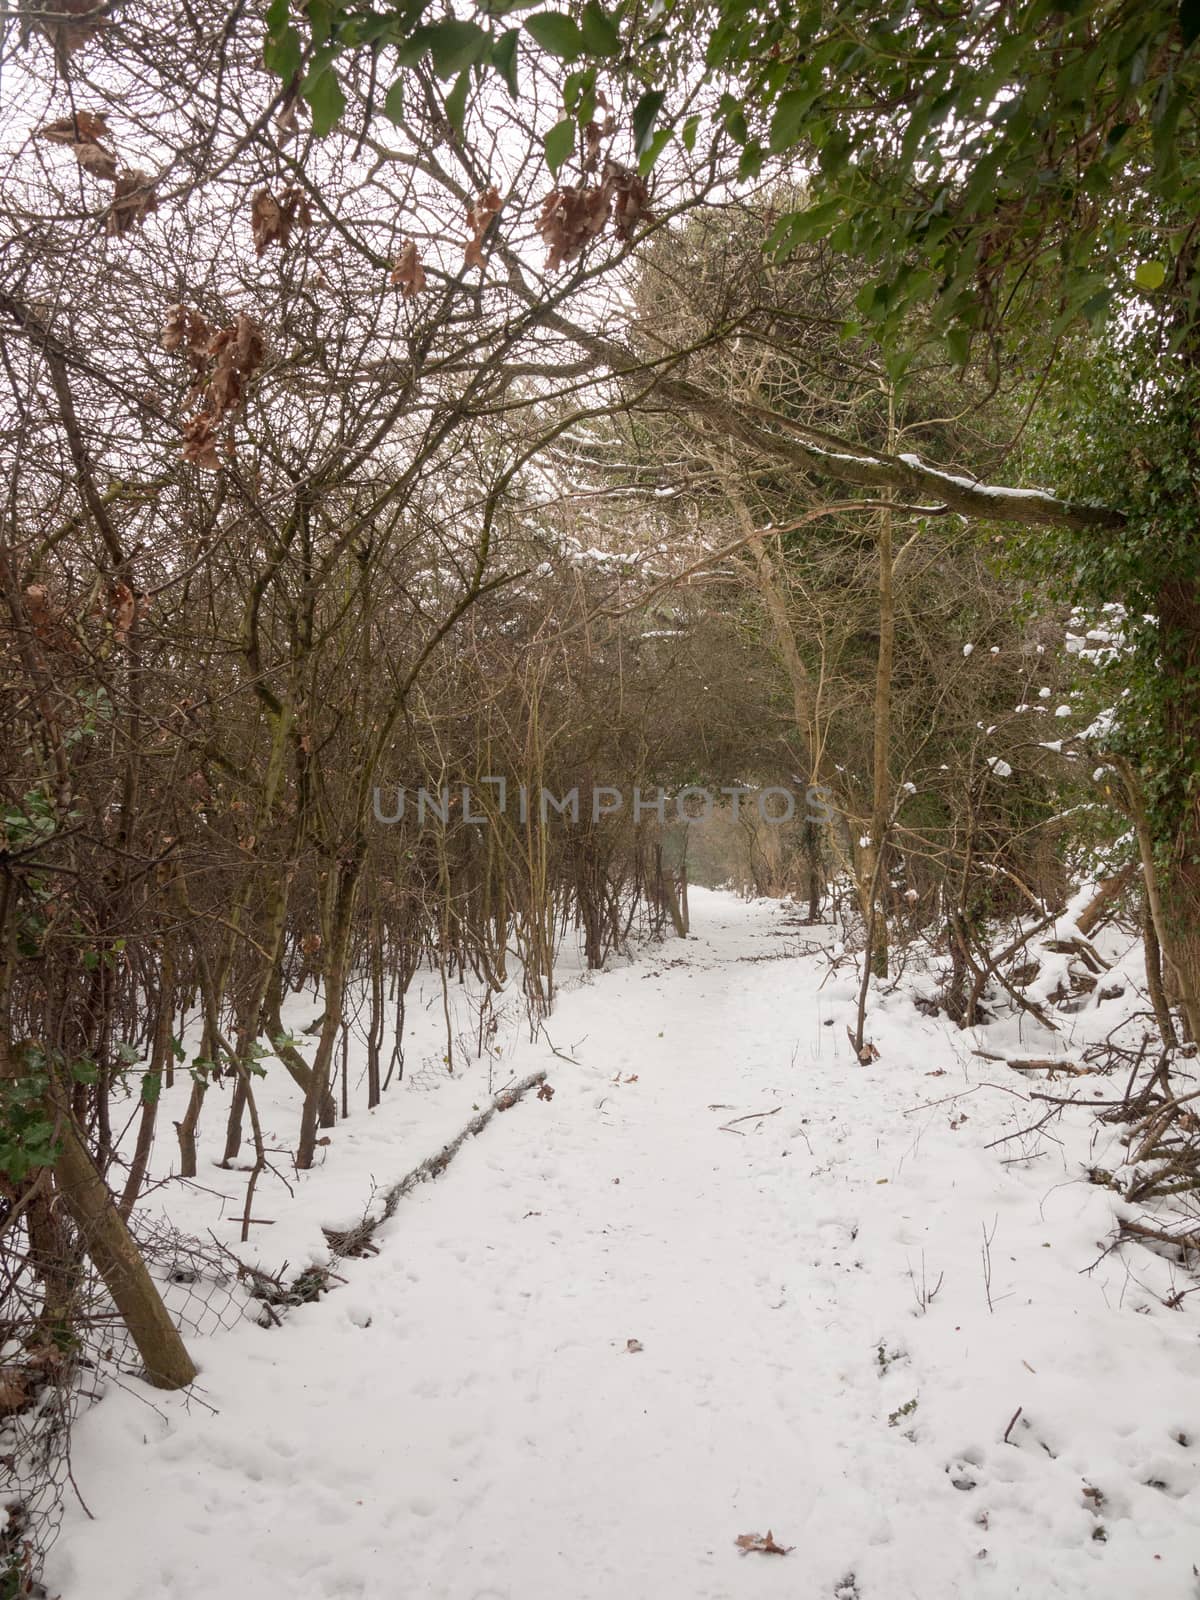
1156, 574, 1200, 1042
51, 1100, 197, 1389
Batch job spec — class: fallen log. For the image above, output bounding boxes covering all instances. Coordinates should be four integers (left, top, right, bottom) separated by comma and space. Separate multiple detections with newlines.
323, 1069, 549, 1256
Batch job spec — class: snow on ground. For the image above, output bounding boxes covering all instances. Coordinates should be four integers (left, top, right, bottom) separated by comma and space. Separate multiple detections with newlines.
49, 890, 1200, 1599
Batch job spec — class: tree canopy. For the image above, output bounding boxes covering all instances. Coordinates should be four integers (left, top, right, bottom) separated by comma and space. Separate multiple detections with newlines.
264, 1, 1200, 361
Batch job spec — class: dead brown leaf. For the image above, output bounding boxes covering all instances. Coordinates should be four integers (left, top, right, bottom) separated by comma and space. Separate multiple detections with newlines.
39, 111, 118, 181
536, 183, 611, 271
535, 158, 652, 271
105, 169, 157, 236
465, 186, 502, 270
250, 185, 312, 256
735, 1531, 793, 1556
390, 238, 427, 296
625, 1338, 643, 1353
161, 304, 212, 363
847, 1027, 880, 1064
275, 92, 302, 143
0, 1370, 29, 1416
607, 163, 652, 241
23, 584, 74, 651
167, 306, 264, 468
38, 0, 108, 66
181, 413, 220, 469
536, 1081, 555, 1101
107, 581, 136, 642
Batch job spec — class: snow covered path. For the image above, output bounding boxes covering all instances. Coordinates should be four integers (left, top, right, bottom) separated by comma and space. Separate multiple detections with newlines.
52, 892, 1200, 1599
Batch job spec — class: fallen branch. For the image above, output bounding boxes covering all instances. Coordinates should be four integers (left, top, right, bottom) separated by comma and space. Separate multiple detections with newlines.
1006, 1058, 1087, 1076
1118, 1217, 1200, 1256
323, 1070, 549, 1256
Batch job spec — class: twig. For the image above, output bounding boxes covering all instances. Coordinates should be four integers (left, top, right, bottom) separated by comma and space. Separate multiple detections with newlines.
719, 1107, 782, 1130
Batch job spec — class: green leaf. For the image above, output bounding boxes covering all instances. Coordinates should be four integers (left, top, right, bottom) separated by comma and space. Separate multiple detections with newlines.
444, 69, 470, 135
1081, 287, 1114, 328
738, 138, 763, 181
383, 78, 405, 124
265, 0, 289, 30
306, 0, 333, 46
768, 87, 818, 154
632, 89, 664, 156
141, 1071, 162, 1106
419, 17, 489, 78
1134, 260, 1167, 291
579, 1, 619, 56
524, 11, 585, 60
945, 324, 972, 366
681, 113, 701, 153
1182, 0, 1200, 48
264, 25, 303, 82
639, 125, 672, 175
544, 115, 575, 174
302, 67, 345, 135
492, 29, 520, 97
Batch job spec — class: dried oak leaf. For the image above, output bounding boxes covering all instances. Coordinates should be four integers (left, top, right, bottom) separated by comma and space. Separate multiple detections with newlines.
233, 311, 264, 372
181, 413, 220, 469
23, 582, 52, 629
107, 580, 136, 642
275, 92, 302, 143
607, 163, 652, 241
105, 169, 157, 236
168, 307, 264, 468
0, 1369, 29, 1416
23, 583, 76, 652
390, 238, 426, 297
250, 185, 312, 256
735, 1531, 793, 1556
161, 303, 212, 363
536, 184, 611, 271
465, 186, 502, 271
536, 1081, 555, 1101
38, 111, 117, 181
38, 0, 108, 66
583, 121, 604, 174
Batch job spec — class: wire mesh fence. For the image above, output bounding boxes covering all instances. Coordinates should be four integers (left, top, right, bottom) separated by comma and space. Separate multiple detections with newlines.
1, 1211, 253, 1599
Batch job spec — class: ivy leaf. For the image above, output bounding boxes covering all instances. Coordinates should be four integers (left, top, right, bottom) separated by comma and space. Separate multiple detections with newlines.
632, 89, 665, 156
302, 67, 345, 135
544, 115, 575, 174
524, 11, 585, 60
1134, 260, 1167, 290
681, 112, 701, 153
